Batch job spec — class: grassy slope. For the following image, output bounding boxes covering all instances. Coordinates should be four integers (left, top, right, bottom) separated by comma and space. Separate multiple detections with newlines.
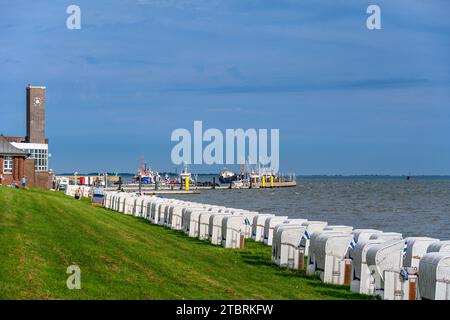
0, 187, 373, 300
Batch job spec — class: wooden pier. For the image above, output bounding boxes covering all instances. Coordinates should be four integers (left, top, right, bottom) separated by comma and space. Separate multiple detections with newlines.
104, 186, 200, 195
105, 180, 296, 194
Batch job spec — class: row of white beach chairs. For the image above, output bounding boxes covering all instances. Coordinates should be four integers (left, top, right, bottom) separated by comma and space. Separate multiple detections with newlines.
68, 190, 450, 300
102, 191, 257, 249
270, 220, 450, 300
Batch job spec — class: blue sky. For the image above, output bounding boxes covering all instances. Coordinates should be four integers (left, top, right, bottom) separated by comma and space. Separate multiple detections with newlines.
0, 0, 449, 174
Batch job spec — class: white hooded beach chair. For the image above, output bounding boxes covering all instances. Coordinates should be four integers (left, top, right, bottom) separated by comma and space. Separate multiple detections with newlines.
117, 193, 129, 213
272, 219, 307, 238
350, 238, 389, 295
210, 207, 231, 213
352, 229, 382, 243
299, 221, 328, 256
403, 237, 440, 270
156, 199, 180, 226
206, 205, 227, 212
103, 192, 115, 209
306, 231, 354, 285
158, 201, 175, 226
209, 213, 233, 245
106, 192, 115, 209
112, 193, 120, 211
110, 192, 121, 210
370, 232, 403, 241
181, 204, 206, 230
149, 200, 164, 224
221, 216, 246, 249
123, 194, 138, 215
103, 192, 110, 208
198, 211, 219, 241
112, 193, 118, 211
426, 240, 450, 253
134, 195, 149, 218
418, 252, 450, 300
163, 200, 187, 227
283, 218, 308, 225
400, 237, 440, 300
252, 214, 275, 242
154, 202, 166, 224
226, 209, 257, 238
324, 225, 353, 233
263, 216, 289, 246
272, 225, 307, 269
160, 202, 171, 226
111, 193, 118, 211
143, 196, 159, 221
168, 203, 191, 230
132, 196, 142, 217
181, 208, 205, 237
366, 239, 418, 300
240, 211, 258, 239
165, 202, 187, 229
349, 229, 382, 260
109, 192, 121, 209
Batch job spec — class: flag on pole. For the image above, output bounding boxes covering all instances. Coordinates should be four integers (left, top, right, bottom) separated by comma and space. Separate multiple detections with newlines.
303, 230, 311, 240
349, 238, 357, 250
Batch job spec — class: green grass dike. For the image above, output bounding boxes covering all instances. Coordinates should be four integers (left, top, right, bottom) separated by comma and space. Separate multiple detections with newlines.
0, 187, 374, 300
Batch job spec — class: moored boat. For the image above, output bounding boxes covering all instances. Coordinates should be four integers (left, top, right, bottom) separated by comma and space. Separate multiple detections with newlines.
218, 167, 238, 184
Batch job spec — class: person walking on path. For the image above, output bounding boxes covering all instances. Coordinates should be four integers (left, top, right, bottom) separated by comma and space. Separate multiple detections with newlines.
22, 176, 27, 189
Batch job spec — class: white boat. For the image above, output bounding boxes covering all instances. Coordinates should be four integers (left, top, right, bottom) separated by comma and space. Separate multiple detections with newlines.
218, 167, 238, 184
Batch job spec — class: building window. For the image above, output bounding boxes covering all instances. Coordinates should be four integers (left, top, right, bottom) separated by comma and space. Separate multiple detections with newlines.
24, 148, 48, 172
10, 143, 49, 172
3, 156, 13, 173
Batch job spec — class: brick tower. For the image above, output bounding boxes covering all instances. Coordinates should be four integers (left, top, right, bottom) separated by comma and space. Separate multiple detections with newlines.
26, 85, 46, 143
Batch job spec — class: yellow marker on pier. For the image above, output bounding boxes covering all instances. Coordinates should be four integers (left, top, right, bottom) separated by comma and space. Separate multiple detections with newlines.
185, 177, 190, 191
270, 175, 274, 188
261, 176, 266, 188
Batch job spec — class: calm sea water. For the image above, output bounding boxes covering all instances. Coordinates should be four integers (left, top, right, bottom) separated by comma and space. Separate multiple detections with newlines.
171, 178, 450, 241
